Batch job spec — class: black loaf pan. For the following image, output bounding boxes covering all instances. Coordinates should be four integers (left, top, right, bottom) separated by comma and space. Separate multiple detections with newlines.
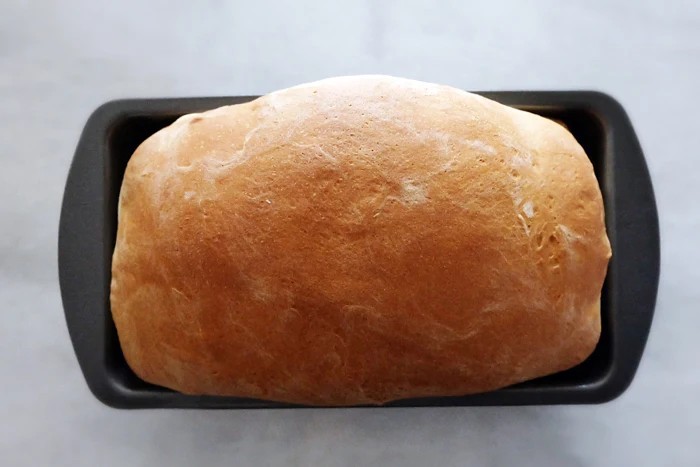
59, 91, 660, 409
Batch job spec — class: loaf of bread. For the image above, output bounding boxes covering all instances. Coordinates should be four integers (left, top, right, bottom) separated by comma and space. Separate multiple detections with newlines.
110, 75, 611, 406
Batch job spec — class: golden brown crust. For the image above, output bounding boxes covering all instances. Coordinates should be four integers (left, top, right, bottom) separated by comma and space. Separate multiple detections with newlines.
110, 75, 611, 405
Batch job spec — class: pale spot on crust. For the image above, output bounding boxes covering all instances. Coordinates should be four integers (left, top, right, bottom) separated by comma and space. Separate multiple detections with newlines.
511, 151, 533, 168
522, 201, 534, 218
399, 179, 428, 205
159, 118, 191, 152
439, 157, 459, 172
517, 213, 530, 236
512, 192, 523, 207
482, 302, 507, 313
465, 139, 496, 154
250, 278, 272, 302
558, 224, 583, 242
171, 287, 190, 302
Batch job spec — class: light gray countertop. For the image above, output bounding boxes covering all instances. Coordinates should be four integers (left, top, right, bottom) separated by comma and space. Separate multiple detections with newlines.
1, 1, 698, 465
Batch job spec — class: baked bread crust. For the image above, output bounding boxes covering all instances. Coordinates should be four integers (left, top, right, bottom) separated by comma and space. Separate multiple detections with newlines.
111, 75, 611, 405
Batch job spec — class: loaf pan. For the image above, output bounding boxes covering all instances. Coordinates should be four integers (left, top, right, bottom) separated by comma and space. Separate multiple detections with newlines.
59, 91, 659, 409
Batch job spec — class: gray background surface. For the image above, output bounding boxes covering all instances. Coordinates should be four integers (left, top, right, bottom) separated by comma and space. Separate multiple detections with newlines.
1, 0, 698, 465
